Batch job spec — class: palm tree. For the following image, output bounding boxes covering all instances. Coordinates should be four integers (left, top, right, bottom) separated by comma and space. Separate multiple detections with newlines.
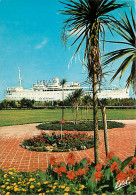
103, 7, 136, 93
60, 78, 67, 120
83, 95, 92, 122
72, 89, 83, 124
66, 93, 75, 123
60, 0, 125, 164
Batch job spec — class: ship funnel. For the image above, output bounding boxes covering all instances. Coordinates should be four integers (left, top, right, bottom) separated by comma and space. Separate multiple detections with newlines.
53, 78, 59, 85
18, 67, 22, 87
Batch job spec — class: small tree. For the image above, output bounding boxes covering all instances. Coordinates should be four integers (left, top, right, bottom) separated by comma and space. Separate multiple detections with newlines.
20, 98, 34, 109
1, 100, 8, 110
65, 94, 75, 123
83, 95, 92, 122
72, 89, 83, 124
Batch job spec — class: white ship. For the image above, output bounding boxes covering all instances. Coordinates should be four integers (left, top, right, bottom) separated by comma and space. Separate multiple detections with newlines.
4, 69, 129, 101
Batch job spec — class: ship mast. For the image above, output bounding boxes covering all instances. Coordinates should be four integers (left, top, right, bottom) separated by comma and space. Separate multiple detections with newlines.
18, 67, 22, 87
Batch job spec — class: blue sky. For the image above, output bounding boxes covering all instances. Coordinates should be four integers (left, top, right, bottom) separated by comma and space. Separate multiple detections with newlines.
0, 0, 135, 100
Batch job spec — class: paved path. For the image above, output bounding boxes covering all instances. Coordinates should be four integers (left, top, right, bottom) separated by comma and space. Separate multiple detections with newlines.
0, 120, 136, 172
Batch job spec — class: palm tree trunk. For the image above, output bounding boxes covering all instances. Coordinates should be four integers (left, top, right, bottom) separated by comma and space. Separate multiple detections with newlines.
89, 20, 100, 165
93, 70, 99, 165
62, 87, 64, 120
101, 105, 109, 156
76, 106, 78, 124
81, 107, 82, 120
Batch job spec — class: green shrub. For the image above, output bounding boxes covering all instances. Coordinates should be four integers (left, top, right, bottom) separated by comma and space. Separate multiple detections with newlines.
37, 121, 125, 131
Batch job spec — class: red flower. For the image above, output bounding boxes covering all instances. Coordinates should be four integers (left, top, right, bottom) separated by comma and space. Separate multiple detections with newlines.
50, 156, 56, 166
92, 171, 103, 181
106, 152, 114, 160
85, 165, 89, 171
67, 153, 75, 166
59, 166, 66, 173
95, 164, 102, 172
110, 162, 119, 172
132, 157, 136, 164
132, 169, 136, 178
116, 171, 129, 184
68, 152, 75, 160
68, 158, 75, 166
59, 120, 66, 124
87, 158, 91, 164
66, 170, 76, 180
76, 169, 86, 176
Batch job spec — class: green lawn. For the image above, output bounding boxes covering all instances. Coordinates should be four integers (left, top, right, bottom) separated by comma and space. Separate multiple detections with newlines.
0, 108, 135, 127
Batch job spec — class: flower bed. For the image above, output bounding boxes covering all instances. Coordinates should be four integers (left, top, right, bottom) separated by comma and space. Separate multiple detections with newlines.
37, 121, 125, 131
0, 153, 135, 194
20, 132, 94, 152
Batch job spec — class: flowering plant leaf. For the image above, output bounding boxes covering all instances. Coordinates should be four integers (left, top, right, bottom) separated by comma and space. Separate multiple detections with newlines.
86, 178, 97, 192
36, 170, 47, 180
79, 158, 87, 168
112, 156, 122, 165
120, 156, 133, 171
103, 167, 113, 180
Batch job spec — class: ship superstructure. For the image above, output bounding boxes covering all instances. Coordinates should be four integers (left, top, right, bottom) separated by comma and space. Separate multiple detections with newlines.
4, 69, 129, 101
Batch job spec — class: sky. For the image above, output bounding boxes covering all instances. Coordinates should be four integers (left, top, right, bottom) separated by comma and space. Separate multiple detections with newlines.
0, 0, 135, 100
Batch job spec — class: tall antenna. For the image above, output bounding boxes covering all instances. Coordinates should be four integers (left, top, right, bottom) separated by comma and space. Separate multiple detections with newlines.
18, 67, 22, 87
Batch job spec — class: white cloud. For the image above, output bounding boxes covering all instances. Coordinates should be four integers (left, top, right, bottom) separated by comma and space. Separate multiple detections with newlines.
35, 38, 48, 49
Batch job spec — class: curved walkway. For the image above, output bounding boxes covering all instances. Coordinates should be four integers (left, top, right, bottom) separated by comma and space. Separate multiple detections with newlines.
0, 120, 136, 172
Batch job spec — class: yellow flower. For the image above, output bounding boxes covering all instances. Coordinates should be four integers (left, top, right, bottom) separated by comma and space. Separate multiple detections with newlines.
1, 185, 5, 188
44, 181, 49, 184
6, 192, 10, 195
76, 191, 81, 194
30, 185, 34, 189
29, 178, 35, 182
38, 188, 42, 192
37, 182, 41, 186
52, 186, 56, 189
81, 185, 85, 189
18, 182, 21, 184
9, 168, 15, 171
46, 191, 49, 193
64, 187, 70, 192
4, 174, 7, 178
5, 182, 9, 185
8, 171, 13, 175
60, 185, 65, 189
13, 183, 17, 186
2, 191, 6, 194
102, 194, 106, 195
50, 189, 54, 192
48, 184, 52, 188
36, 174, 39, 176
54, 182, 58, 185
11, 177, 14, 179
6, 179, 10, 181
22, 188, 26, 192
6, 186, 11, 190
14, 188, 19, 192
64, 193, 69, 195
